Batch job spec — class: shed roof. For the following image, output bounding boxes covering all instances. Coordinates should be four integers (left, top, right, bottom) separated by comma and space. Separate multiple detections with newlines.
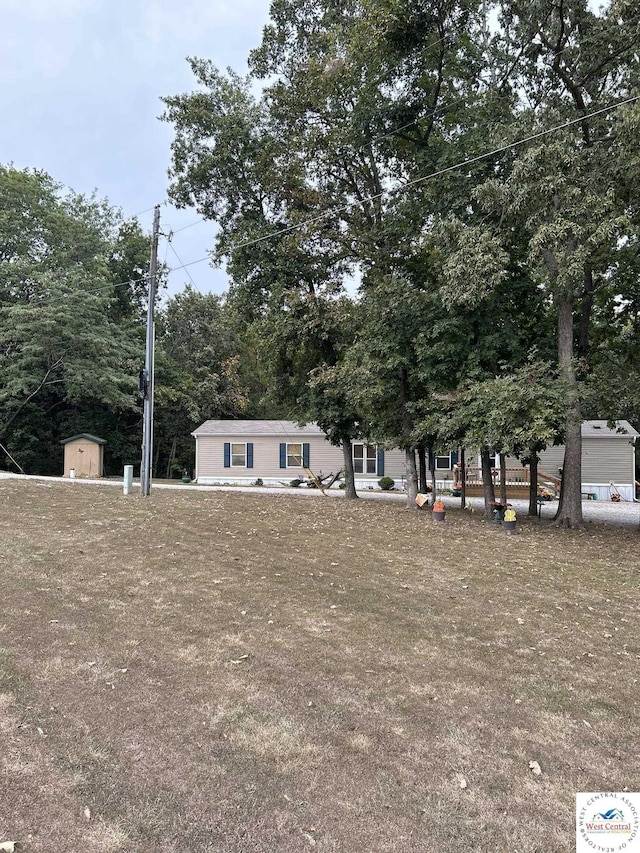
60, 433, 107, 446
192, 419, 325, 438
582, 420, 638, 438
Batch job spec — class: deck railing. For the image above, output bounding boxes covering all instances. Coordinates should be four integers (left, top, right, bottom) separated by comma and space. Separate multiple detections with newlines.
460, 468, 560, 496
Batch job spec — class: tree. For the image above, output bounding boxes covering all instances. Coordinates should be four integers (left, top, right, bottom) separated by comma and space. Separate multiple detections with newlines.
154, 287, 252, 478
0, 166, 142, 473
160, 0, 489, 502
465, 0, 640, 526
436, 361, 566, 517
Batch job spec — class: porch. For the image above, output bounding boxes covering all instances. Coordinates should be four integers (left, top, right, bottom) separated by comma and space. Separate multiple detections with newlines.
453, 467, 560, 499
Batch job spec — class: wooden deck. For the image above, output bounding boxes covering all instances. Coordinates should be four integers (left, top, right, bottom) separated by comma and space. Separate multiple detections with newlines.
454, 468, 560, 499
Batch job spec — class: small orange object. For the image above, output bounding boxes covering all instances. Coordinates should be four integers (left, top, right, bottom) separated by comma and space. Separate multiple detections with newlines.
433, 500, 445, 513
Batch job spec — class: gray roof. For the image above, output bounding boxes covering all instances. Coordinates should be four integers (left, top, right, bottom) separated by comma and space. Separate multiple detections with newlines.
60, 433, 107, 445
192, 419, 326, 438
582, 420, 638, 438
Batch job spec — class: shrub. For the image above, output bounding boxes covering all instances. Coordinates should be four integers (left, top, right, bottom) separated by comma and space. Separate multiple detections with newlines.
378, 476, 395, 491
254, 478, 264, 487
289, 478, 303, 488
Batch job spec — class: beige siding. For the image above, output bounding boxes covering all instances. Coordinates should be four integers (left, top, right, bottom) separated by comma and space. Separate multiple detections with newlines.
63, 440, 103, 478
197, 435, 343, 480
539, 439, 635, 485
196, 435, 407, 483
380, 449, 405, 479
195, 431, 636, 493
582, 437, 635, 485
537, 446, 565, 477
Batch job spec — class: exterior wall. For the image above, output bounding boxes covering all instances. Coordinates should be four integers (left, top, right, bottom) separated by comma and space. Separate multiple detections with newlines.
194, 425, 637, 498
195, 434, 406, 488
64, 440, 103, 478
537, 446, 565, 477
539, 438, 636, 501
582, 436, 635, 486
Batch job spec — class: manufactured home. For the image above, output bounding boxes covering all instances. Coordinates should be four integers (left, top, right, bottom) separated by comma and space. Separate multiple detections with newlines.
192, 420, 404, 490
192, 419, 638, 500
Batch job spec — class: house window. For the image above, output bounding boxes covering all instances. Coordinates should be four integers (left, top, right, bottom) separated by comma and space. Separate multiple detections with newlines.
287, 443, 303, 467
478, 452, 497, 468
353, 443, 377, 474
435, 453, 452, 470
231, 443, 246, 467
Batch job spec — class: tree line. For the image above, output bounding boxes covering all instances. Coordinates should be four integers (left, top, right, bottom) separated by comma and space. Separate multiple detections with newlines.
2, 0, 640, 527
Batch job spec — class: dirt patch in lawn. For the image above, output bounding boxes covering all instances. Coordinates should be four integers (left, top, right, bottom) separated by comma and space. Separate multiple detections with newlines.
0, 480, 638, 852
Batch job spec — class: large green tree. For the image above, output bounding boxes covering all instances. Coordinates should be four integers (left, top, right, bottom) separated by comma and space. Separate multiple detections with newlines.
463, 0, 640, 526
0, 166, 143, 473
154, 287, 254, 478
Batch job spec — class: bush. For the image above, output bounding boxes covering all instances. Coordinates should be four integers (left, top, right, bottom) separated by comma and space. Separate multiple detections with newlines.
289, 478, 303, 488
378, 476, 395, 491
254, 478, 264, 487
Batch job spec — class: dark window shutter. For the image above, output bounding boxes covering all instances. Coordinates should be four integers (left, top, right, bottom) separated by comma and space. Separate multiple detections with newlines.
224, 442, 231, 468
450, 450, 459, 466
279, 443, 286, 469
247, 443, 253, 468
377, 449, 385, 476
302, 443, 310, 468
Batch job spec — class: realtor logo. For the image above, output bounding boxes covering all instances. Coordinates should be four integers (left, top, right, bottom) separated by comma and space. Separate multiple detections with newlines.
576, 793, 640, 852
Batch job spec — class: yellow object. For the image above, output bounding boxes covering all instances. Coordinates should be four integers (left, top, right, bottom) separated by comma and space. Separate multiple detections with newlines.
504, 509, 516, 522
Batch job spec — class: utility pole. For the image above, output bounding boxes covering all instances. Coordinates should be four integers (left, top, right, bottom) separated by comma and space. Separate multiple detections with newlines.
140, 204, 161, 496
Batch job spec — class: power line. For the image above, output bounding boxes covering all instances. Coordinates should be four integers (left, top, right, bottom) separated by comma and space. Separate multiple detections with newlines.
159, 12, 640, 238
162, 94, 640, 274
7, 92, 639, 309
165, 236, 202, 293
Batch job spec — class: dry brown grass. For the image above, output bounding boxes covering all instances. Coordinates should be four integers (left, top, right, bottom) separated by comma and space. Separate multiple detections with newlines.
0, 479, 639, 852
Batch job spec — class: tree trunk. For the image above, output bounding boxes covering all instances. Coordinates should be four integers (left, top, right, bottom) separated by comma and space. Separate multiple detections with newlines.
499, 452, 507, 506
405, 448, 418, 508
341, 437, 358, 500
577, 264, 595, 359
528, 447, 539, 517
554, 292, 584, 527
428, 445, 437, 505
399, 367, 418, 508
417, 445, 428, 494
166, 436, 177, 479
481, 446, 496, 520
460, 446, 466, 510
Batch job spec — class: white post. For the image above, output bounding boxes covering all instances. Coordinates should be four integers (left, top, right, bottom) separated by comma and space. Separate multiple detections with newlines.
123, 465, 133, 495
69, 468, 76, 479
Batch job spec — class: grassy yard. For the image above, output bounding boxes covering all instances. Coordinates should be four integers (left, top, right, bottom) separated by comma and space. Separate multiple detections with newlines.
0, 479, 638, 852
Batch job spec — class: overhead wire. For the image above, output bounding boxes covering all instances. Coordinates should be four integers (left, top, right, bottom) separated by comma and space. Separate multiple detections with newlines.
157, 10, 640, 239
159, 94, 640, 275
7, 91, 639, 310
165, 235, 202, 293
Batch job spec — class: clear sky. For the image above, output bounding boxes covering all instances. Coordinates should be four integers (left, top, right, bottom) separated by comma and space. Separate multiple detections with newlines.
0, 0, 272, 296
